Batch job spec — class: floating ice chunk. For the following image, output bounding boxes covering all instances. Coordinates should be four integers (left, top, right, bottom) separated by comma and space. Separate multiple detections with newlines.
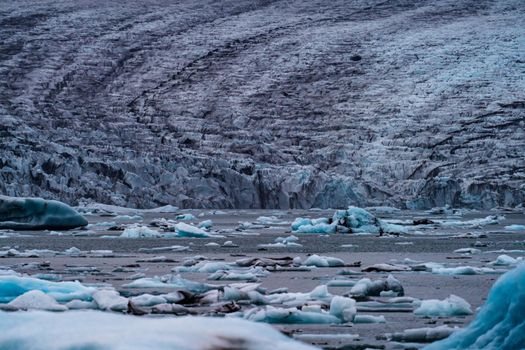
424, 264, 525, 349
0, 311, 317, 350
295, 223, 336, 234
243, 305, 341, 324
205, 242, 220, 247
138, 245, 190, 252
329, 296, 356, 322
488, 254, 523, 266
222, 240, 238, 247
130, 294, 167, 307
326, 279, 357, 287
362, 263, 411, 272
92, 289, 128, 311
505, 224, 525, 231
335, 206, 381, 234
0, 195, 88, 230
256, 216, 286, 225
431, 266, 496, 275
0, 275, 95, 303
390, 325, 456, 343
453, 248, 481, 254
174, 261, 233, 273
295, 334, 360, 342
414, 294, 472, 317
259, 235, 303, 248
64, 247, 82, 256
123, 275, 217, 293
65, 300, 98, 310
291, 218, 313, 231
176, 214, 196, 221
120, 225, 162, 238
143, 205, 179, 213
349, 275, 404, 297
198, 220, 213, 229
438, 215, 505, 228
208, 268, 266, 282
8, 290, 67, 311
304, 254, 345, 267
114, 215, 143, 221
353, 314, 386, 323
175, 223, 210, 237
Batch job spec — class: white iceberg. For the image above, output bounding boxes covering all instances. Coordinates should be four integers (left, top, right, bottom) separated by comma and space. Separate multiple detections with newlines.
304, 254, 345, 267
414, 294, 472, 317
120, 225, 162, 238
8, 290, 67, 311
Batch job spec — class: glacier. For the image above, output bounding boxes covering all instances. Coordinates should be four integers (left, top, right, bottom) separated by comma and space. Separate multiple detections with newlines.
0, 0, 523, 209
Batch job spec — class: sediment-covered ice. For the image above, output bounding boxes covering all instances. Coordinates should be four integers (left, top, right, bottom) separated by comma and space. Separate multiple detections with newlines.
0, 311, 318, 350
349, 275, 404, 297
424, 264, 525, 350
0, 195, 87, 230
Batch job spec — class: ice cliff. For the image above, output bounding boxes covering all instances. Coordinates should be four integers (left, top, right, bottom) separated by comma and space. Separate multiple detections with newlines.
0, 0, 523, 209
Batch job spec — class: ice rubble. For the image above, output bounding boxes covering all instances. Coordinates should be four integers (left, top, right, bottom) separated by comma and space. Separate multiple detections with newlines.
414, 294, 472, 317
424, 264, 525, 350
0, 311, 318, 350
0, 195, 87, 230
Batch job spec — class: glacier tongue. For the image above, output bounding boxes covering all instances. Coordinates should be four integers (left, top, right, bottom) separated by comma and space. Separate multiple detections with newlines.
0, 0, 524, 209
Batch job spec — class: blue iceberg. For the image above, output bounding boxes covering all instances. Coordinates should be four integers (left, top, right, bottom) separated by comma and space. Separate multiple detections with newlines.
0, 275, 95, 303
424, 263, 525, 350
0, 195, 87, 230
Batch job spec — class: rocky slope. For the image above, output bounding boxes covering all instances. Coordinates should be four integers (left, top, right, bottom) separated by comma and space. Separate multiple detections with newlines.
0, 0, 524, 209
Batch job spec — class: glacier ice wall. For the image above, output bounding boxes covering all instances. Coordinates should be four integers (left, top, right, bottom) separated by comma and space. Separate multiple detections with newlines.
0, 0, 524, 209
